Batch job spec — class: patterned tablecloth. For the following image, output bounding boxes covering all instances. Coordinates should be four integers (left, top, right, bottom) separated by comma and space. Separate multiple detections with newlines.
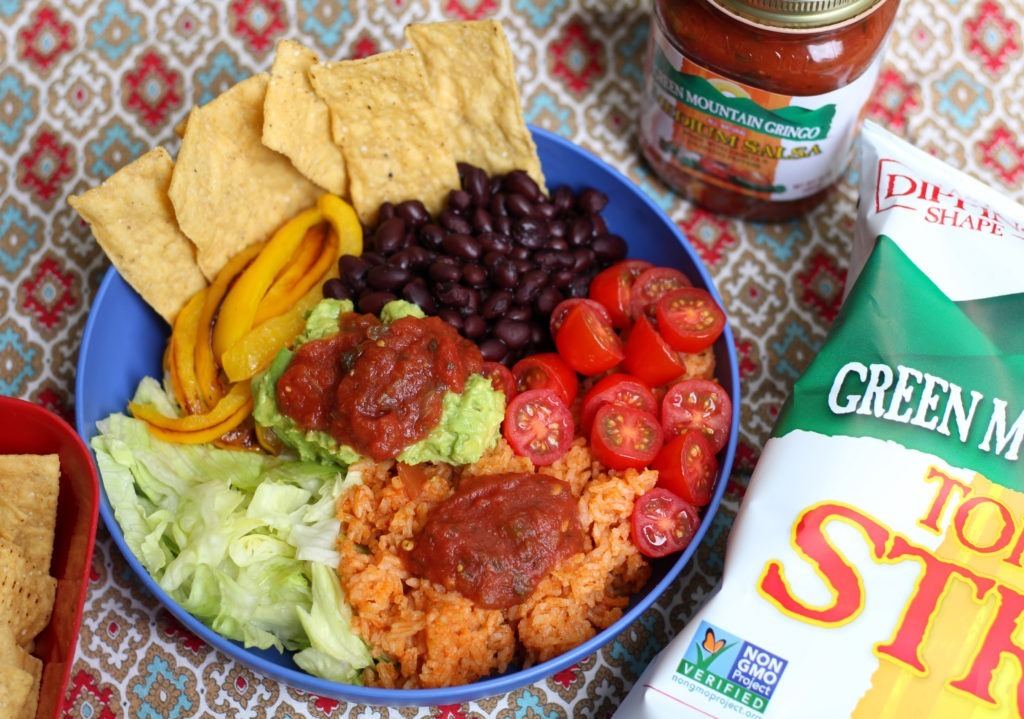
3, 0, 1023, 717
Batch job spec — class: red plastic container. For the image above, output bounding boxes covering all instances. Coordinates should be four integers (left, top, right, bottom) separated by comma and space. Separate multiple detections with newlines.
0, 396, 100, 719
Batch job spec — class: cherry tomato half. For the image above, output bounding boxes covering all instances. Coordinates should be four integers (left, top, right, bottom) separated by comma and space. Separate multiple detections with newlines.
622, 315, 685, 387
503, 388, 574, 466
590, 403, 663, 471
554, 301, 625, 376
630, 487, 701, 558
512, 352, 579, 405
629, 267, 693, 321
661, 378, 733, 454
652, 429, 719, 507
580, 373, 658, 437
549, 298, 613, 339
481, 360, 516, 400
655, 287, 726, 353
588, 259, 653, 328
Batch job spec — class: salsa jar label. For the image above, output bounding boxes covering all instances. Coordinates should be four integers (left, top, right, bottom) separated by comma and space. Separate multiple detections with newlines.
640, 19, 885, 203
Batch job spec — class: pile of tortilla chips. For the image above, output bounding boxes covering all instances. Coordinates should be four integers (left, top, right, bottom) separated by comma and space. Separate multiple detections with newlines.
70, 19, 544, 326
0, 454, 60, 719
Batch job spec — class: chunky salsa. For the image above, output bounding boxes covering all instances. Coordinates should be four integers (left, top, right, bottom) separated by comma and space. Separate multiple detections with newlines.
403, 472, 585, 608
276, 311, 483, 461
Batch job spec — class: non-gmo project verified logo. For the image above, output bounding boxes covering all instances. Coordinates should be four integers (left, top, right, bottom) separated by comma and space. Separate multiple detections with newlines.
677, 621, 788, 714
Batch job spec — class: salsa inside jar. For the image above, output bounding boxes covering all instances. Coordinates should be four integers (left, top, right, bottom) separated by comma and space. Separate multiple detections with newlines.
276, 310, 483, 461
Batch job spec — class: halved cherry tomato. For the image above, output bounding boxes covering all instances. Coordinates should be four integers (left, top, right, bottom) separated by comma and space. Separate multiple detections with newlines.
511, 352, 578, 405
481, 360, 516, 400
652, 430, 719, 506
661, 378, 733, 454
630, 487, 701, 558
549, 298, 613, 339
655, 287, 726, 353
580, 373, 658, 437
622, 315, 685, 387
554, 302, 625, 376
503, 388, 574, 466
629, 267, 693, 321
588, 259, 653, 328
590, 403, 663, 471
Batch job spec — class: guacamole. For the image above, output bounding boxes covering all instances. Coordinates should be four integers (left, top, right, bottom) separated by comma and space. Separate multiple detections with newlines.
253, 299, 505, 467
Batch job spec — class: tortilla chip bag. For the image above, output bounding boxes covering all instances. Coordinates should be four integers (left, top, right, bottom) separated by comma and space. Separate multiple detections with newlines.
615, 122, 1024, 718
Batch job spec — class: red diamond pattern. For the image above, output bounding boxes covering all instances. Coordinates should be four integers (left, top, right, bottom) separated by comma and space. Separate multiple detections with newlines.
229, 0, 287, 53
964, 0, 1021, 74
18, 128, 74, 203
124, 51, 182, 130
21, 255, 77, 329
550, 21, 604, 95
17, 5, 74, 74
978, 120, 1024, 187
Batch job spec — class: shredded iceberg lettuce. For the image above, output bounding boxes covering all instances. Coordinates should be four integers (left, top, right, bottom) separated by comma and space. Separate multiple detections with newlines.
91, 377, 373, 683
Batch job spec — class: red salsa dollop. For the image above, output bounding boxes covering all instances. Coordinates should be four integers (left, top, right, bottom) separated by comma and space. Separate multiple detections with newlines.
276, 311, 483, 461
403, 472, 585, 609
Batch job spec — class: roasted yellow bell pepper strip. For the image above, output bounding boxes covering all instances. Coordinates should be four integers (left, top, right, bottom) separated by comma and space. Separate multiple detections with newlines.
221, 281, 323, 383
131, 381, 252, 433
143, 398, 254, 445
194, 241, 266, 407
168, 289, 208, 414
318, 193, 363, 257
253, 223, 332, 326
212, 204, 325, 363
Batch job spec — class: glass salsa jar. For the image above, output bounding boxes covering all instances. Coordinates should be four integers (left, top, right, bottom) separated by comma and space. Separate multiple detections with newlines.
639, 0, 901, 221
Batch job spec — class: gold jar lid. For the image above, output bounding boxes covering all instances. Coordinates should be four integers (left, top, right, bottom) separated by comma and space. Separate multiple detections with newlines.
708, 0, 886, 28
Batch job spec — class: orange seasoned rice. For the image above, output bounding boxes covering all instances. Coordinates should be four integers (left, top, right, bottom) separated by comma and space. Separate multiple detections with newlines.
335, 435, 657, 689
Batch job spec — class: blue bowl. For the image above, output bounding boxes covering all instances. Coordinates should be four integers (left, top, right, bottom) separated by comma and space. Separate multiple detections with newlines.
75, 126, 740, 706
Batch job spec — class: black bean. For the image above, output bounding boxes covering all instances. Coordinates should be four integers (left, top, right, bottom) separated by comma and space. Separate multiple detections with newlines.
322, 277, 351, 301
460, 163, 490, 205
490, 257, 518, 289
339, 254, 370, 284
592, 233, 628, 262
479, 232, 511, 255
489, 193, 508, 218
551, 270, 575, 288
481, 290, 513, 319
377, 202, 396, 223
471, 207, 493, 233
428, 260, 462, 284
439, 209, 473, 235
572, 247, 596, 272
372, 217, 407, 254
462, 313, 486, 339
361, 251, 386, 267
534, 201, 558, 220
367, 264, 411, 291
448, 189, 472, 213
494, 215, 512, 236
569, 217, 592, 247
591, 214, 608, 236
479, 337, 508, 363
437, 308, 463, 331
577, 187, 608, 214
505, 193, 534, 218
461, 263, 487, 286
358, 291, 397, 315
534, 286, 563, 316
442, 233, 482, 261
502, 170, 542, 202
516, 217, 548, 250
506, 305, 533, 322
418, 223, 445, 251
396, 199, 430, 226
552, 185, 574, 213
402, 278, 436, 314
493, 318, 532, 349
